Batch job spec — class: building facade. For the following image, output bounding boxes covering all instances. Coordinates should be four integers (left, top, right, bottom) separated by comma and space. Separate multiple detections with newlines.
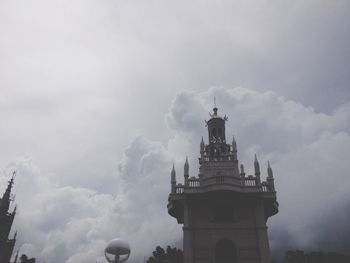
167, 107, 278, 263
0, 174, 17, 263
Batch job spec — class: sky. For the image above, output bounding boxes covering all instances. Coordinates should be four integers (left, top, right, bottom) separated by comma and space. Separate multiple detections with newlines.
0, 0, 350, 262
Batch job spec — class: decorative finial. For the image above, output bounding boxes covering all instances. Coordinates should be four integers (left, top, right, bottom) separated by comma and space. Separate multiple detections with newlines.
232, 135, 237, 151
254, 154, 260, 175
171, 163, 176, 182
201, 136, 204, 145
213, 97, 218, 116
184, 156, 189, 177
267, 161, 273, 178
171, 163, 176, 192
240, 164, 245, 174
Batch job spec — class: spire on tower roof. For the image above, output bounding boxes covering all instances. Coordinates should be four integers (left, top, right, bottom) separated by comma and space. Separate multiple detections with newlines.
184, 157, 189, 176
1, 174, 15, 214
254, 154, 260, 175
212, 96, 218, 116
232, 135, 237, 151
171, 163, 177, 181
267, 161, 274, 178
240, 164, 245, 174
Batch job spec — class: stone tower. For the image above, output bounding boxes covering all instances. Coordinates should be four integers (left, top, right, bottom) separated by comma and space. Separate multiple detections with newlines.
0, 174, 17, 263
167, 107, 278, 263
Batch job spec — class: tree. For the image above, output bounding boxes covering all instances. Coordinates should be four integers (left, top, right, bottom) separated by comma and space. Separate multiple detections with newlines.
147, 245, 183, 263
285, 250, 350, 263
20, 254, 36, 263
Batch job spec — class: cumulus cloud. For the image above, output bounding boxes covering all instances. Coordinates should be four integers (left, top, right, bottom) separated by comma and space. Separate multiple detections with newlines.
2, 137, 182, 263
167, 87, 350, 257
1, 87, 350, 263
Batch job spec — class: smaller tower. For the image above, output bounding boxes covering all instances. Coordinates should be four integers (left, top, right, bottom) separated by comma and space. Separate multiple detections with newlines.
0, 173, 17, 263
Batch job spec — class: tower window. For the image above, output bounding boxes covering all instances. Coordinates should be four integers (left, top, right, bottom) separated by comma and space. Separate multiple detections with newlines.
212, 128, 217, 136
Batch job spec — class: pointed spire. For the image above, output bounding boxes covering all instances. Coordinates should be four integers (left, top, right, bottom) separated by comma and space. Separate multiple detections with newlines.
232, 135, 237, 151
254, 154, 260, 175
213, 97, 218, 116
184, 156, 189, 177
1, 174, 15, 214
200, 136, 205, 153
171, 164, 176, 193
171, 164, 176, 183
267, 161, 274, 178
240, 164, 245, 175
3, 175, 14, 200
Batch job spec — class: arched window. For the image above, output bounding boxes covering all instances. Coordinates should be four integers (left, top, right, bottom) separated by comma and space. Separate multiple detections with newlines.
215, 238, 237, 262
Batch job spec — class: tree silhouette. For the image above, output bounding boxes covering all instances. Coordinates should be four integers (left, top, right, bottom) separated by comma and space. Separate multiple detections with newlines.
20, 254, 36, 263
147, 245, 183, 263
285, 250, 350, 263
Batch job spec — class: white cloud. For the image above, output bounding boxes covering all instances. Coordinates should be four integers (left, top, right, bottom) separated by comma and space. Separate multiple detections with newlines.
2, 87, 349, 262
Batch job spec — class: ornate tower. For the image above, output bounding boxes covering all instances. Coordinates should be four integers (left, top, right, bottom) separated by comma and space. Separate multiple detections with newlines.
0, 173, 17, 263
167, 107, 278, 263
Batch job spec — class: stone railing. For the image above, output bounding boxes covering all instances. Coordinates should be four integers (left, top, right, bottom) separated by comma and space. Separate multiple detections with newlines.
188, 177, 200, 187
244, 176, 258, 187
201, 155, 235, 162
173, 176, 273, 194
175, 184, 184, 194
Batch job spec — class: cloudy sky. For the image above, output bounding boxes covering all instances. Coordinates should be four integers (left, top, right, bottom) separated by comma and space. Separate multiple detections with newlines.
1, 0, 350, 262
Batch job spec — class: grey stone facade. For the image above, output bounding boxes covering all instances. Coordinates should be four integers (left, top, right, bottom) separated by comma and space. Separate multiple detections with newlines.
167, 107, 278, 263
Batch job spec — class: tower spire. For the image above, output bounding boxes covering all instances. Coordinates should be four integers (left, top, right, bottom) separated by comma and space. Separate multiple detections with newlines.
254, 154, 260, 175
171, 163, 176, 182
184, 157, 189, 187
267, 161, 275, 191
171, 164, 176, 193
232, 135, 237, 151
267, 161, 273, 178
200, 137, 205, 154
184, 157, 189, 176
1, 173, 15, 215
213, 97, 218, 116
254, 154, 261, 185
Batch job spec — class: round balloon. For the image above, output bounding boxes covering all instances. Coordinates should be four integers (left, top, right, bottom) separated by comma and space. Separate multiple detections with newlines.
104, 238, 131, 263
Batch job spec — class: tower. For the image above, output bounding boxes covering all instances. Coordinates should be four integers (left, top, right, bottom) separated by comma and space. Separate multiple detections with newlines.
167, 107, 278, 263
0, 173, 17, 263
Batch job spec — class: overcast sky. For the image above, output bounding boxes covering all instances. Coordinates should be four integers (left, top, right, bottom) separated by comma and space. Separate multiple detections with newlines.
1, 1, 350, 262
